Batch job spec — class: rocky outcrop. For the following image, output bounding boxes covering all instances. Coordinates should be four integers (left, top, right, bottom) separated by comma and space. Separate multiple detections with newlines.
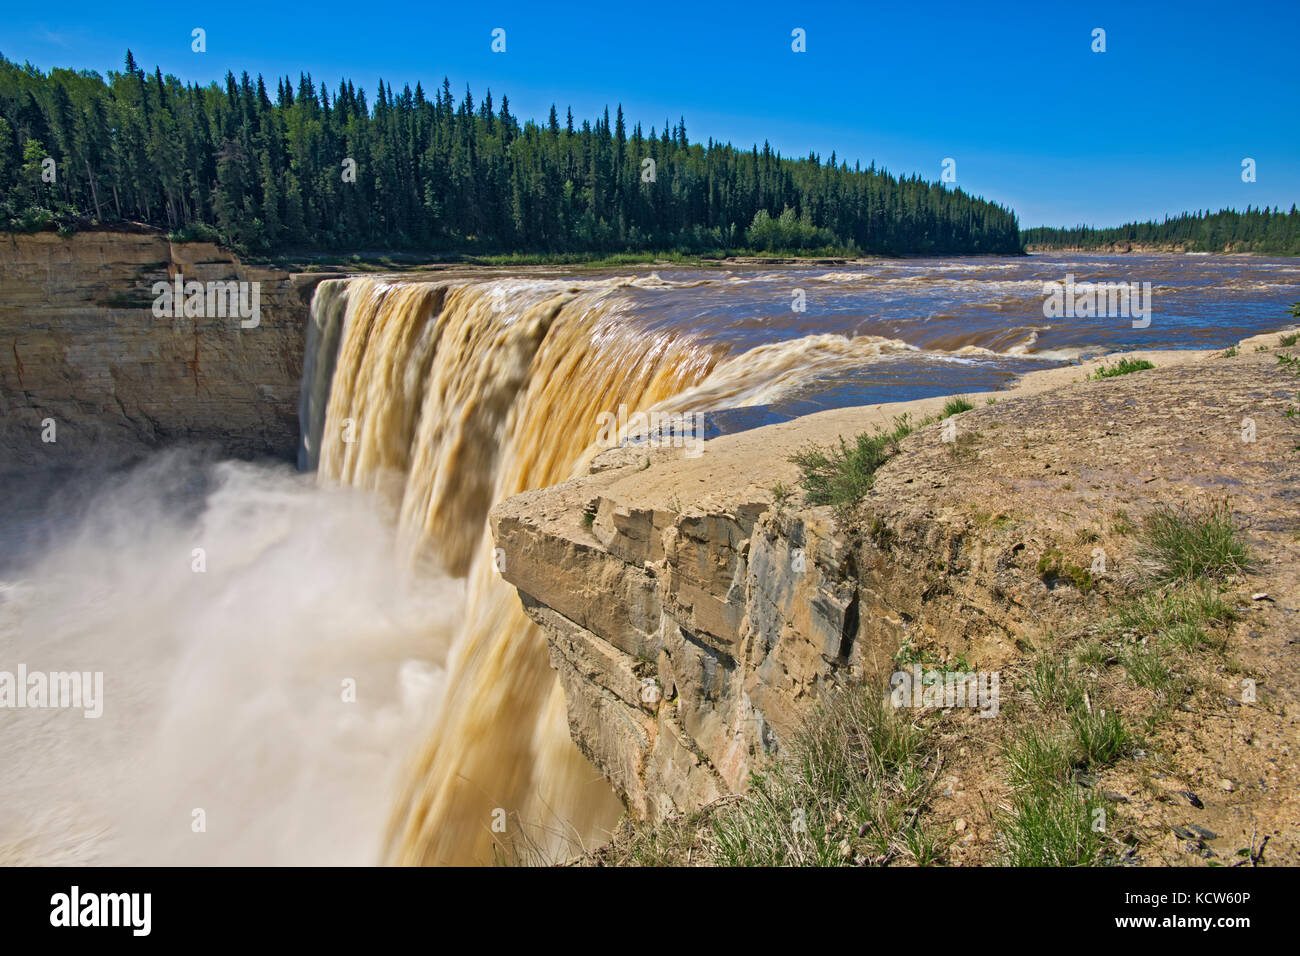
492, 434, 1040, 820
490, 397, 990, 820
491, 340, 1300, 824
1, 229, 332, 468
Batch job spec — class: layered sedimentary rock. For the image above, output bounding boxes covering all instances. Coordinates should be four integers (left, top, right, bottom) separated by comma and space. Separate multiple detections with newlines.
492, 429, 972, 819
491, 343, 1300, 822
494, 470, 868, 818
0, 229, 325, 467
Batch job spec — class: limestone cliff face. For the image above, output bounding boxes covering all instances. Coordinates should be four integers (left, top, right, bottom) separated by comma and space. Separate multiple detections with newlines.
1, 229, 324, 468
493, 472, 858, 819
491, 444, 1027, 821
490, 343, 1300, 824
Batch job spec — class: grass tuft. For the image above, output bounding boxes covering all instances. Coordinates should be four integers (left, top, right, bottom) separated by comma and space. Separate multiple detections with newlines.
1120, 641, 1175, 695
941, 395, 976, 418
1027, 655, 1086, 712
1136, 500, 1250, 583
707, 689, 941, 866
790, 415, 918, 515
1069, 707, 1131, 768
1090, 357, 1155, 380
996, 727, 1107, 866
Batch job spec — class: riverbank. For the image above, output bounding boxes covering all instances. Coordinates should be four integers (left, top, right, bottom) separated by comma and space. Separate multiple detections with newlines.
490, 330, 1300, 865
1026, 242, 1297, 256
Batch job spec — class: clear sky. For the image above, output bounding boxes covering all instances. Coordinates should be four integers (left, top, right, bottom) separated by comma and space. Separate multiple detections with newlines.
3, 0, 1296, 228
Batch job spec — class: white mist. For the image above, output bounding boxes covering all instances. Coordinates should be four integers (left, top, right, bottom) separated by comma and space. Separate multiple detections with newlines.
0, 450, 461, 865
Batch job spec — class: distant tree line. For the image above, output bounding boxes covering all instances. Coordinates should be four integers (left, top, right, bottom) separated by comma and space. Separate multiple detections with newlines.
1024, 208, 1300, 255
0, 52, 1023, 257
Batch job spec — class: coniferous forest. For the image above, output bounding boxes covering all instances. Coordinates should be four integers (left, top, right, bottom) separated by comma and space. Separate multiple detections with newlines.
0, 53, 1024, 258
1024, 209, 1300, 255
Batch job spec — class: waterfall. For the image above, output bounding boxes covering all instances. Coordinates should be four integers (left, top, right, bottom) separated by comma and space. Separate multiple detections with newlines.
305, 275, 723, 863
302, 273, 924, 864
298, 280, 351, 472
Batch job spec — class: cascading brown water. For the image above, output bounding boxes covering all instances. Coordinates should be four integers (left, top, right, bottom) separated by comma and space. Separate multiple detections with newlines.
4, 255, 1294, 865
310, 276, 723, 863
306, 273, 952, 864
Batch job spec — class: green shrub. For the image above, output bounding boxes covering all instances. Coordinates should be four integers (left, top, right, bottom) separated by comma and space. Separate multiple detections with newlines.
941, 395, 975, 418
1089, 357, 1155, 380
168, 222, 223, 245
790, 415, 917, 514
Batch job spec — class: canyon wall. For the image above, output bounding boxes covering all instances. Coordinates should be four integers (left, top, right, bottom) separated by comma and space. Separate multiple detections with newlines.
489, 419, 1022, 819
490, 344, 1300, 822
0, 229, 325, 469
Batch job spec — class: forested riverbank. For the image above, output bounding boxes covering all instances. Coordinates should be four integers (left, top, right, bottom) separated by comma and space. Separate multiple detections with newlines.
0, 53, 1022, 258
1025, 208, 1300, 256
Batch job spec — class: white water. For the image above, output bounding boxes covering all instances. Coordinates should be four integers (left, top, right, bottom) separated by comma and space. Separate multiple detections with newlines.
0, 451, 458, 865
0, 276, 923, 866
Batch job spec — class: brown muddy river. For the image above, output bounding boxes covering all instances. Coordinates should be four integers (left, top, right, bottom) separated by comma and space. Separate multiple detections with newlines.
599, 251, 1300, 422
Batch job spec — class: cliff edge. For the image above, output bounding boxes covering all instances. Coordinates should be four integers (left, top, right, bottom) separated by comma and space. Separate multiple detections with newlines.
492, 337, 1300, 864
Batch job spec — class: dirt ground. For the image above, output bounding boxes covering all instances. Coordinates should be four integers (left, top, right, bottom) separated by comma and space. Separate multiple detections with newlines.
857, 336, 1300, 866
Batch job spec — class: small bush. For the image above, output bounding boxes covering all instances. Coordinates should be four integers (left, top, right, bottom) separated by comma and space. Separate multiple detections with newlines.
941, 395, 975, 418
790, 415, 916, 514
770, 481, 793, 508
1090, 357, 1155, 380
168, 222, 223, 245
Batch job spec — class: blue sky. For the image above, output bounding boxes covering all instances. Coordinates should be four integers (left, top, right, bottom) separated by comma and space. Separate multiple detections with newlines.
4, 0, 1297, 227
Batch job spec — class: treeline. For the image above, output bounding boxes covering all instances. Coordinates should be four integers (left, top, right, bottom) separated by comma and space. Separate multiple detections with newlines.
1024, 208, 1300, 255
0, 52, 1022, 257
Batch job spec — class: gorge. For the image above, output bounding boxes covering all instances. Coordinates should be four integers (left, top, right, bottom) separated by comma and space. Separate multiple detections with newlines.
3, 230, 1299, 865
